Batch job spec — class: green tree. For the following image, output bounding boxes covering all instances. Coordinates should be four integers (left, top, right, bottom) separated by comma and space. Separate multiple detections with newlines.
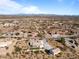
60, 37, 65, 45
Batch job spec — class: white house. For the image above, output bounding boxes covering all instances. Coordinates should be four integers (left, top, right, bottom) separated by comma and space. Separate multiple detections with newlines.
29, 38, 44, 48
29, 38, 61, 55
52, 34, 61, 40
29, 38, 54, 50
65, 38, 79, 49
0, 41, 12, 48
2, 31, 28, 38
3, 23, 16, 27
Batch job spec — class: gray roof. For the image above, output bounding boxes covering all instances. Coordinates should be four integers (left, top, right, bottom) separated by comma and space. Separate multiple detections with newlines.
43, 39, 52, 50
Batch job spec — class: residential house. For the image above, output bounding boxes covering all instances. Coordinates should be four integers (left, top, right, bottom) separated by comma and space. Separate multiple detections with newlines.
29, 38, 44, 48
52, 34, 61, 40
52, 48, 61, 55
0, 41, 12, 48
65, 38, 79, 49
29, 38, 61, 55
2, 31, 28, 38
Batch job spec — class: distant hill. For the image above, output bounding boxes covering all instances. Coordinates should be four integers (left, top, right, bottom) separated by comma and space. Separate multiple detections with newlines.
0, 14, 79, 20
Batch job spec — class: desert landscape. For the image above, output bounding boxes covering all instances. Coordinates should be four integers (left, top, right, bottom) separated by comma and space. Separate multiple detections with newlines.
0, 15, 79, 59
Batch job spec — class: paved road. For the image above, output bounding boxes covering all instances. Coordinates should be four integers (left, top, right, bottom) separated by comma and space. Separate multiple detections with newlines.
60, 34, 79, 38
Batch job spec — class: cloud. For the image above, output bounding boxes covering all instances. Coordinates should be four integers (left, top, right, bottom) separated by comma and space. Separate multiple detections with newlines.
0, 0, 46, 14
20, 6, 46, 14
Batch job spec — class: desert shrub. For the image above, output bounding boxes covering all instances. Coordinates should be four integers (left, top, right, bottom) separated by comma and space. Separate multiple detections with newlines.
14, 46, 22, 52
60, 37, 65, 45
57, 37, 65, 45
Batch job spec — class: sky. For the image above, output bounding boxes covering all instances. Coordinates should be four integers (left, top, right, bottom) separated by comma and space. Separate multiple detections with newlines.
0, 0, 79, 15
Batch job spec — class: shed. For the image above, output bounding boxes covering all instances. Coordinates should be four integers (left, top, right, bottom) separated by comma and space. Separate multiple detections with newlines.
52, 48, 61, 55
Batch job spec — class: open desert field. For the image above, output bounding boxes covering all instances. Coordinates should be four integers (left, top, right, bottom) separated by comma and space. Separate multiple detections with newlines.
0, 15, 79, 59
